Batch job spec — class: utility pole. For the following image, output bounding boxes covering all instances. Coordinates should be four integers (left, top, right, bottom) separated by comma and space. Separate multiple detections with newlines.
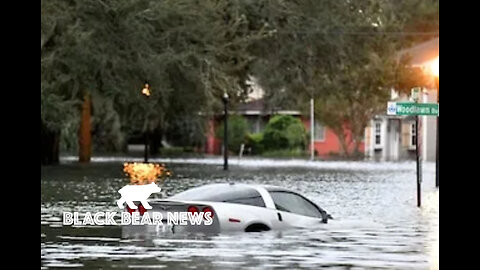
310, 98, 314, 161
222, 92, 229, 170
141, 82, 151, 163
435, 77, 439, 188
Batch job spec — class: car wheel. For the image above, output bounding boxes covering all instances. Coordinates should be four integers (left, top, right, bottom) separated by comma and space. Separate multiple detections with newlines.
245, 223, 271, 232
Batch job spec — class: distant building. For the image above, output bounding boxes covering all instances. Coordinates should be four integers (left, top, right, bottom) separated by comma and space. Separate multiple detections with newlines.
204, 97, 364, 157
364, 37, 439, 161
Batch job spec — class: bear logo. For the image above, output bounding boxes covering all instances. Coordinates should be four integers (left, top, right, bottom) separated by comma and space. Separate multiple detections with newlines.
117, 182, 161, 210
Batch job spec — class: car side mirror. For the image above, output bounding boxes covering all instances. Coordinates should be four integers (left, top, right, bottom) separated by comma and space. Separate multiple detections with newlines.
320, 213, 333, 223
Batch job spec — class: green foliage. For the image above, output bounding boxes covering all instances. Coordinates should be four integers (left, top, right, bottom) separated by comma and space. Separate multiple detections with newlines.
159, 147, 185, 156
91, 94, 125, 152
41, 0, 438, 155
245, 132, 264, 154
41, 0, 273, 153
261, 149, 308, 158
159, 146, 197, 156
262, 115, 307, 151
164, 114, 207, 149
216, 115, 249, 153
245, 0, 437, 157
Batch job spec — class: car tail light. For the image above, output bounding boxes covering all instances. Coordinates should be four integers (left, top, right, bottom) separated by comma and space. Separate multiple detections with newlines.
126, 203, 147, 216
228, 218, 241, 223
138, 204, 146, 215
202, 206, 214, 219
187, 205, 199, 213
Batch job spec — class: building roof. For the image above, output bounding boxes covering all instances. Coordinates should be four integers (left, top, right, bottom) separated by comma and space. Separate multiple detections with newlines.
234, 98, 301, 116
237, 98, 265, 112
397, 37, 439, 67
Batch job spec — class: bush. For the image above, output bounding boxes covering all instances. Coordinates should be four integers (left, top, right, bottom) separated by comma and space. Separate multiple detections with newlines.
261, 149, 308, 158
159, 147, 186, 156
245, 132, 264, 154
215, 115, 249, 153
262, 115, 308, 151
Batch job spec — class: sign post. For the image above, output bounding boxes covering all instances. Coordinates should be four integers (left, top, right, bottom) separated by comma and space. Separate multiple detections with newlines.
412, 88, 421, 208
415, 114, 421, 207
386, 88, 438, 207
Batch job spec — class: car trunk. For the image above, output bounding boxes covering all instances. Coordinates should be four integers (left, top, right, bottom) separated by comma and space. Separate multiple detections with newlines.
121, 200, 220, 237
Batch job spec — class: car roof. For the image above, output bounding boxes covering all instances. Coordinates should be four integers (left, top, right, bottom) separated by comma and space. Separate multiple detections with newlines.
169, 183, 294, 202
170, 183, 260, 201
261, 185, 294, 193
175, 183, 293, 192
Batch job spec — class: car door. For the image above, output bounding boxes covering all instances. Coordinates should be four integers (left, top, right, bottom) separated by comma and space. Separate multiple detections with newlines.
268, 191, 325, 229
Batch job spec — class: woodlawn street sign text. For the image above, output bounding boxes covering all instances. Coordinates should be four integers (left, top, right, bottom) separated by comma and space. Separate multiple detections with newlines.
386, 95, 439, 208
387, 102, 439, 116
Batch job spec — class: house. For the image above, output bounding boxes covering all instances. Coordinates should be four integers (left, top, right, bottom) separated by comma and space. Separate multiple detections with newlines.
364, 37, 439, 161
204, 96, 364, 157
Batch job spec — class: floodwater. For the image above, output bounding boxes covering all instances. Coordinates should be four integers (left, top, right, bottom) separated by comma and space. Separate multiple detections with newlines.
41, 157, 439, 270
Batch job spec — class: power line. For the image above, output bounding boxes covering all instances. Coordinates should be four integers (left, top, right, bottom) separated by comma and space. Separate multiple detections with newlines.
272, 31, 439, 36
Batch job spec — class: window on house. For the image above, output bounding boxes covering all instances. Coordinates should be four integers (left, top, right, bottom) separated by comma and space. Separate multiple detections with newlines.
375, 122, 382, 146
314, 122, 325, 141
247, 117, 262, 134
411, 122, 417, 147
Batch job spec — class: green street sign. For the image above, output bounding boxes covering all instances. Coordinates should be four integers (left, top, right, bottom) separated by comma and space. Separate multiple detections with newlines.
387, 102, 439, 116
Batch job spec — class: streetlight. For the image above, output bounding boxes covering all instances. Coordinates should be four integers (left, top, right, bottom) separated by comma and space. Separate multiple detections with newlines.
141, 82, 151, 163
222, 92, 229, 170
142, 82, 151, 97
430, 58, 439, 188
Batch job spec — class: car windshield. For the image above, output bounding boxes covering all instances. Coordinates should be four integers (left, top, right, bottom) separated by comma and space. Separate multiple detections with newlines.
171, 184, 266, 207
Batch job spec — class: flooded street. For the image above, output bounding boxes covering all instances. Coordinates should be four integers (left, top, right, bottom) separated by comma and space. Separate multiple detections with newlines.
41, 158, 439, 269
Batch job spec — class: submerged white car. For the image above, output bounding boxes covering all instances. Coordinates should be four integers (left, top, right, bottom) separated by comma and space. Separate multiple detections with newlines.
123, 183, 332, 234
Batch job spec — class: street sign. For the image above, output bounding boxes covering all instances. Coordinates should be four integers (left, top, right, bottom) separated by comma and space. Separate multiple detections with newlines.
386, 87, 439, 208
387, 102, 439, 116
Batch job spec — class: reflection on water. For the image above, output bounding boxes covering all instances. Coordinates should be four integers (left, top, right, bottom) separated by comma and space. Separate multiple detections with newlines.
41, 159, 439, 269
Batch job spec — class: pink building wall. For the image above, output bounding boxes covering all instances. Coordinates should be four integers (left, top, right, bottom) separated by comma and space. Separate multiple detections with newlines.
301, 117, 364, 157
205, 116, 364, 157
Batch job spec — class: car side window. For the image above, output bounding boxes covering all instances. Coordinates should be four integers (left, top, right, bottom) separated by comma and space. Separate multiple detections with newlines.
226, 196, 266, 207
172, 186, 266, 207
269, 191, 322, 218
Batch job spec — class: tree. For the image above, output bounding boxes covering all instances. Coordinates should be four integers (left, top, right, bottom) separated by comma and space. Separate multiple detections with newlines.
309, 1, 437, 157
41, 0, 81, 164
215, 115, 249, 153
41, 0, 438, 162
246, 0, 437, 157
262, 115, 307, 151
41, 0, 272, 163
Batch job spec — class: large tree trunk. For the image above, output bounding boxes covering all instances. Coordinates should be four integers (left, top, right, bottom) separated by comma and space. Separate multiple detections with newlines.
41, 119, 60, 165
350, 114, 368, 159
332, 127, 350, 158
352, 137, 363, 158
78, 92, 92, 163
